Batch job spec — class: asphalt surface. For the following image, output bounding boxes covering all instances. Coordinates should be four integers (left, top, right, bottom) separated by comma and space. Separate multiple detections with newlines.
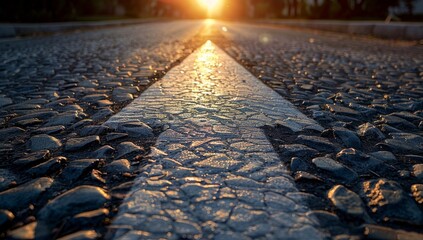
0, 20, 422, 239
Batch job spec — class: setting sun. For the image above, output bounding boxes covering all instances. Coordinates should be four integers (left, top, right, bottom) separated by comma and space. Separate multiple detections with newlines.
197, 0, 220, 10
197, 0, 222, 16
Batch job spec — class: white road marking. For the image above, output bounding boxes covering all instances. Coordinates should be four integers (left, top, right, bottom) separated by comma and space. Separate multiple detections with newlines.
105, 41, 325, 239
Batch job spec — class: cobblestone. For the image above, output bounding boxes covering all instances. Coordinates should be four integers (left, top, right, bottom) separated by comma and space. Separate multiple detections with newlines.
105, 41, 325, 239
36, 186, 110, 239
0, 21, 206, 238
0, 177, 53, 212
1, 20, 422, 238
218, 22, 423, 238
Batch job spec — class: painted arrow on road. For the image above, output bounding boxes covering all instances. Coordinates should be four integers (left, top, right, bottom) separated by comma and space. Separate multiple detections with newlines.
105, 41, 325, 239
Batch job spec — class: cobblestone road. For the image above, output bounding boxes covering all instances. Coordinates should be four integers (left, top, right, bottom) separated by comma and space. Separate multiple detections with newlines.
106, 41, 323, 239
0, 20, 422, 239
0, 21, 206, 239
216, 22, 423, 239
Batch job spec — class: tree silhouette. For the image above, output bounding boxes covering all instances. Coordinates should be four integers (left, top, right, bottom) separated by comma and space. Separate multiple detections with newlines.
0, 0, 417, 22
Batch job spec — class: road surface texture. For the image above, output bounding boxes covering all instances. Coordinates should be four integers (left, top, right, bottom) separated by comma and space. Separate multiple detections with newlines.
105, 41, 323, 239
0, 20, 422, 239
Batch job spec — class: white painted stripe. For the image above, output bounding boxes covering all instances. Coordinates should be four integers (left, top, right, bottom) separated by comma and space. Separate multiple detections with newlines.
105, 41, 325, 239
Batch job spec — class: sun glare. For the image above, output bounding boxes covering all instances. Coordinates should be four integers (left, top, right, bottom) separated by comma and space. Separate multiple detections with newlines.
198, 0, 219, 10
197, 0, 221, 16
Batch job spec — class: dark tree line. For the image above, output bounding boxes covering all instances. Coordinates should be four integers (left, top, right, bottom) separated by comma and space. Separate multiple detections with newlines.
250, 0, 418, 19
0, 0, 115, 22
0, 0, 420, 22
0, 0, 210, 22
0, 0, 153, 22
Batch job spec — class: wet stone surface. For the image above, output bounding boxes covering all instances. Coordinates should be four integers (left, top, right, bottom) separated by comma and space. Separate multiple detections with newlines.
105, 42, 325, 239
0, 21, 208, 238
265, 124, 423, 239
216, 22, 422, 239
0, 117, 160, 239
1, 20, 422, 239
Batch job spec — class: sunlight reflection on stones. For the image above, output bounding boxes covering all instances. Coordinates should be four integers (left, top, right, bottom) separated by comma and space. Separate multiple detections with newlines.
106, 41, 325, 239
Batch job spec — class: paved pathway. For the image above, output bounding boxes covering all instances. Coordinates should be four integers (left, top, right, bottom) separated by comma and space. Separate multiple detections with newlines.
105, 41, 325, 239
